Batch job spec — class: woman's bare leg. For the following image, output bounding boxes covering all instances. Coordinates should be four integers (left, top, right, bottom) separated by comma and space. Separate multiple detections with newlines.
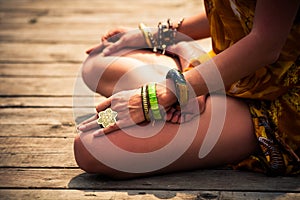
74, 94, 258, 179
75, 50, 258, 179
81, 49, 180, 97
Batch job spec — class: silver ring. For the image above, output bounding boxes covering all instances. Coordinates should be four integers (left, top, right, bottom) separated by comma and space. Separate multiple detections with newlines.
97, 108, 118, 128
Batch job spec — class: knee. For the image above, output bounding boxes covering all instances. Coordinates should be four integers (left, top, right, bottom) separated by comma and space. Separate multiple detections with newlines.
73, 135, 134, 179
73, 135, 99, 174
80, 55, 102, 92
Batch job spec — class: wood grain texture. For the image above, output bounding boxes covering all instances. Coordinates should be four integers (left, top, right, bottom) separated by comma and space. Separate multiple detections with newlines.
0, 0, 299, 199
0, 63, 80, 77
0, 190, 299, 200
0, 168, 299, 192
0, 77, 94, 96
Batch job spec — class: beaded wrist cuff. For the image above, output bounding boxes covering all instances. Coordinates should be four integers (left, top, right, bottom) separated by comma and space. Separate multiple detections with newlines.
166, 69, 189, 106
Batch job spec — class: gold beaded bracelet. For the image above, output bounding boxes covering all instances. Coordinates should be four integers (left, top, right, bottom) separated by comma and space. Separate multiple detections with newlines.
139, 23, 154, 48
141, 85, 151, 122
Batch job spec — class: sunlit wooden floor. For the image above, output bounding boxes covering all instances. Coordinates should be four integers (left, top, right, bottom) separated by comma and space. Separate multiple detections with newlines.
0, 0, 299, 199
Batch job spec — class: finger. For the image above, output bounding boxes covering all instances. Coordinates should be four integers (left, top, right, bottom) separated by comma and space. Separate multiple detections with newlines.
93, 121, 121, 137
86, 43, 105, 54
176, 111, 183, 124
86, 47, 94, 54
92, 128, 104, 137
102, 29, 121, 42
77, 120, 99, 132
77, 114, 98, 127
165, 107, 176, 121
171, 110, 181, 124
102, 39, 124, 56
86, 46, 97, 54
96, 97, 112, 112
101, 32, 113, 41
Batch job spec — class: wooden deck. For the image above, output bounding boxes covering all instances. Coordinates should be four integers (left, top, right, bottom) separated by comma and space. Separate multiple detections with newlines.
0, 0, 299, 199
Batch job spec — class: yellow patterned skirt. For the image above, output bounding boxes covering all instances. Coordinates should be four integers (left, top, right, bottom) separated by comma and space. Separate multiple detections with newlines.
189, 51, 300, 176
201, 0, 300, 176
234, 88, 300, 176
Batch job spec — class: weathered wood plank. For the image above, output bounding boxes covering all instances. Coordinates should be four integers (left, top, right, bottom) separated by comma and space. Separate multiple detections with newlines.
0, 108, 95, 137
0, 190, 197, 200
0, 77, 75, 96
0, 168, 299, 192
0, 124, 75, 138
0, 27, 101, 44
0, 108, 75, 125
0, 0, 205, 44
0, 97, 75, 107
0, 43, 88, 63
0, 110, 90, 166
0, 137, 77, 167
0, 77, 93, 96
0, 63, 80, 77
0, 189, 298, 200
1, 11, 189, 26
0, 96, 105, 108
0, 0, 197, 9
0, 108, 95, 126
0, 0, 203, 28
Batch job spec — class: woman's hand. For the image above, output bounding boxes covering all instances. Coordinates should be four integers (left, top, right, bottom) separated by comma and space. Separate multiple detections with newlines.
77, 88, 145, 136
86, 27, 129, 54
165, 95, 207, 124
86, 26, 147, 56
77, 82, 177, 136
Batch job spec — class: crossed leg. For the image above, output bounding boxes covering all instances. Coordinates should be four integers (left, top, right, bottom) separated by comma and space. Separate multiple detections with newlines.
74, 49, 258, 179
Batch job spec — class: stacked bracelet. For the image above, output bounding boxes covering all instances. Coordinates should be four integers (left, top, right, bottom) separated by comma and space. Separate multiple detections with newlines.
138, 18, 184, 54
166, 69, 189, 106
138, 23, 155, 48
147, 83, 162, 120
141, 85, 151, 122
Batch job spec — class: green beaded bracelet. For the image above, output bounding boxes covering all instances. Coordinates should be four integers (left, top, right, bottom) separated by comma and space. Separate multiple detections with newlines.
147, 83, 162, 120
166, 69, 189, 106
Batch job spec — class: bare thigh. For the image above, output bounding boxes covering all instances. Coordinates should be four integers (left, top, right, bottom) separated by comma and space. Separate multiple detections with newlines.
75, 49, 258, 179
81, 49, 180, 97
74, 95, 258, 179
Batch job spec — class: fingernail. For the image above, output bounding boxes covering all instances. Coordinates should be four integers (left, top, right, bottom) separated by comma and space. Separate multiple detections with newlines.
86, 47, 94, 54
102, 49, 109, 56
93, 130, 104, 137
77, 125, 85, 131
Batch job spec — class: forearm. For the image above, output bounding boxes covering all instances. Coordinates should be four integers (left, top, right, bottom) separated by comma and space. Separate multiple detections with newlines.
158, 31, 284, 110
176, 13, 210, 41
183, 33, 276, 96
183, 0, 299, 97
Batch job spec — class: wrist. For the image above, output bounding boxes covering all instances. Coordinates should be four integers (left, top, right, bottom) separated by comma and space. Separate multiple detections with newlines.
156, 79, 177, 109
166, 69, 189, 106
